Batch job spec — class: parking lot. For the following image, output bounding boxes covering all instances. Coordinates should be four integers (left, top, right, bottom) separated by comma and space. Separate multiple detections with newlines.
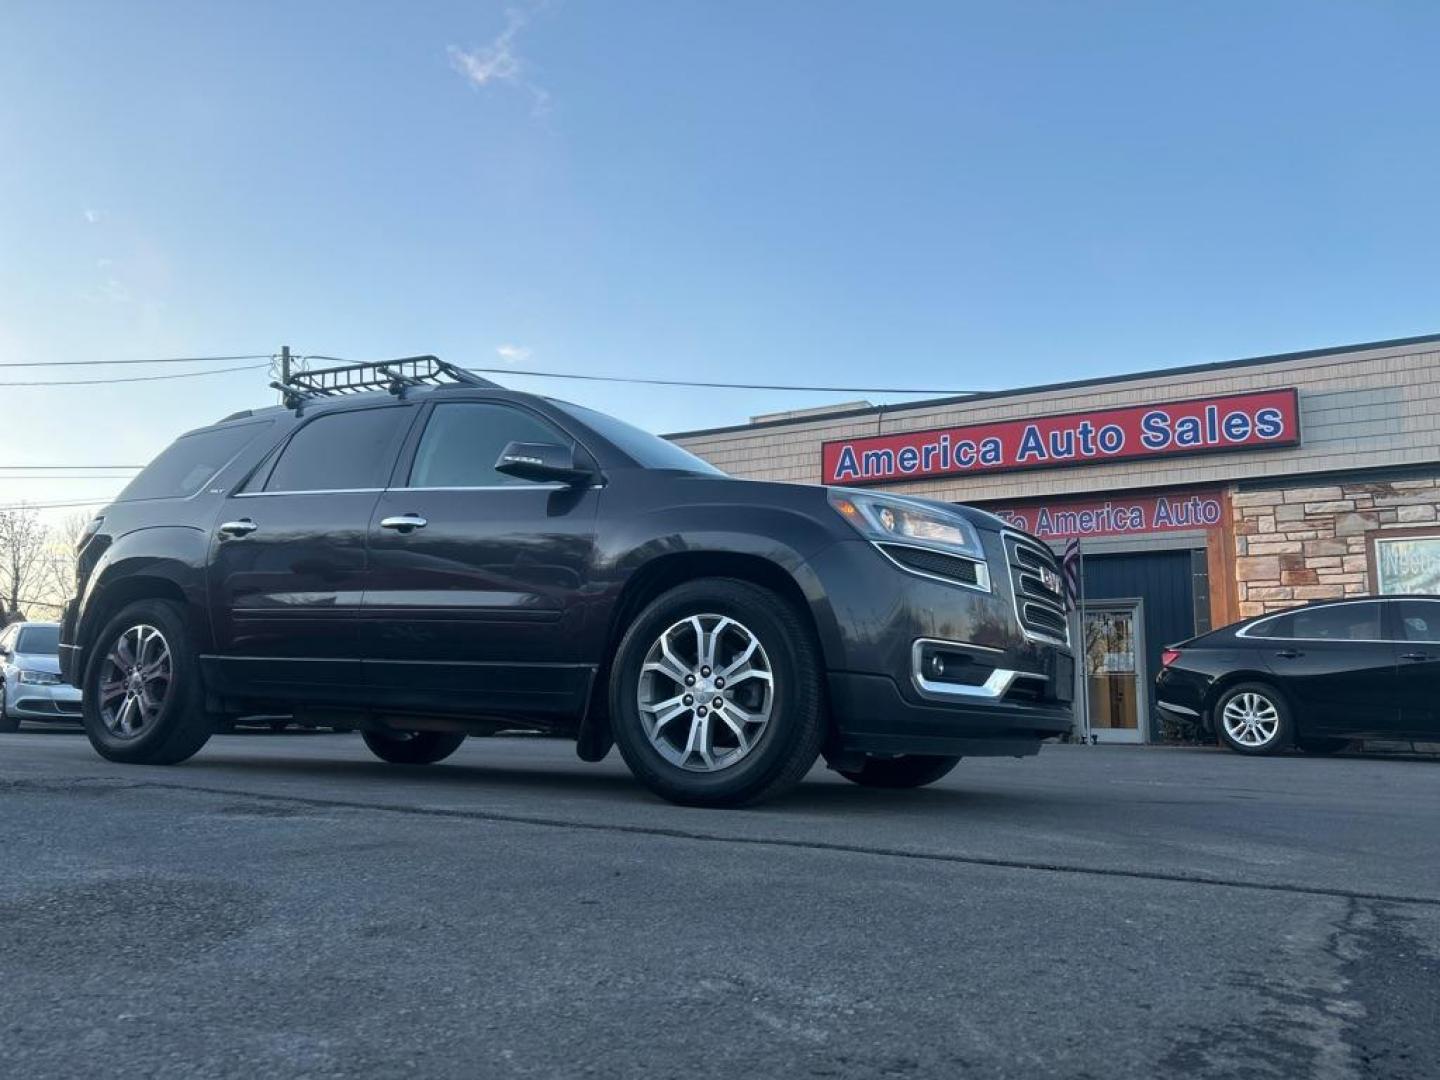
2, 731, 1437, 1079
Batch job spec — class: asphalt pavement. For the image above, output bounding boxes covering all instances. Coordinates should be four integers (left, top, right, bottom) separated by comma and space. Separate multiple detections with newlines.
2, 730, 1437, 1079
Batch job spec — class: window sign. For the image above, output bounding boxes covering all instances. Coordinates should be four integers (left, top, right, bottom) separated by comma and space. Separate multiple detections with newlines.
1373, 534, 1440, 595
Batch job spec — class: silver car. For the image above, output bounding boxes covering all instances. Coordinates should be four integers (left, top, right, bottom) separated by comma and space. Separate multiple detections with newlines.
0, 621, 83, 731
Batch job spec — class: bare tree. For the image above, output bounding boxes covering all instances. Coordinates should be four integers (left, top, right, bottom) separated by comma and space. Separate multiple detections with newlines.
0, 507, 49, 625
31, 511, 92, 617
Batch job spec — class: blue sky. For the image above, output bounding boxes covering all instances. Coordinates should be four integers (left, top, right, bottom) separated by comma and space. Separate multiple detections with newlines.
2, 1, 1438, 511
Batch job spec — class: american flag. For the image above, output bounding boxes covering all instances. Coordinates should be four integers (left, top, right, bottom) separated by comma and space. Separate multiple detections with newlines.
1062, 538, 1082, 612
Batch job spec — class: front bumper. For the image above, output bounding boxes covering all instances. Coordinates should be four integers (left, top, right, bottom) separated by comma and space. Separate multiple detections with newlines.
806, 537, 1076, 758
5, 681, 83, 721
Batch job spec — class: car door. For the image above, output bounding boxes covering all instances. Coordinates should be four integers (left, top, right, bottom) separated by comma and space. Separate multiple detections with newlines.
1256, 601, 1400, 738
361, 398, 602, 720
205, 402, 418, 701
1395, 598, 1440, 736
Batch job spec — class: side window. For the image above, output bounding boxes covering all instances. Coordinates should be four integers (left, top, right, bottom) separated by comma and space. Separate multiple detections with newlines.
1398, 601, 1440, 644
1247, 613, 1294, 639
264, 407, 412, 493
1289, 603, 1383, 641
117, 420, 273, 501
407, 402, 570, 488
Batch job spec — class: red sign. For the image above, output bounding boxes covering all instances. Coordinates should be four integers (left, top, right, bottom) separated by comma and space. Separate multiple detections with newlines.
988, 490, 1226, 542
821, 388, 1300, 486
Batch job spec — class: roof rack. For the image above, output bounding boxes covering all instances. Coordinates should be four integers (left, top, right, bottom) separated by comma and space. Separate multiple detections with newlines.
272, 355, 501, 410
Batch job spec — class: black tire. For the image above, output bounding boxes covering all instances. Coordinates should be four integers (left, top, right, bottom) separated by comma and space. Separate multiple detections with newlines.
82, 599, 211, 765
362, 729, 466, 765
0, 683, 18, 733
609, 578, 825, 808
1214, 681, 1291, 755
1298, 736, 1349, 755
838, 754, 961, 789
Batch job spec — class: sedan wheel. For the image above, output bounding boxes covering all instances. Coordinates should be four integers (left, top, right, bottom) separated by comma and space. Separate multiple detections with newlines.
1216, 683, 1290, 755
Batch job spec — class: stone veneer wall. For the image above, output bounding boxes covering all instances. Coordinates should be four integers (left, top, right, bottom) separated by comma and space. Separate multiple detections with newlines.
1231, 476, 1440, 616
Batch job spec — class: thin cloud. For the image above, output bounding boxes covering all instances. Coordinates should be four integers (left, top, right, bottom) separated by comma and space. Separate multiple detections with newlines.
496, 344, 532, 364
448, 6, 550, 113
83, 209, 102, 224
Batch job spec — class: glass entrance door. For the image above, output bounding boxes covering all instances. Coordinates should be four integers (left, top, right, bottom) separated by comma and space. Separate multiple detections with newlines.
1083, 602, 1147, 744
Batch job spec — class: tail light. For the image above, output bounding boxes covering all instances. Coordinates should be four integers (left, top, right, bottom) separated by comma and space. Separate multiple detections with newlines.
1161, 648, 1182, 668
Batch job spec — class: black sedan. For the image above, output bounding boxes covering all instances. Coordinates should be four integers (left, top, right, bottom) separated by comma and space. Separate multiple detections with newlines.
1156, 596, 1440, 754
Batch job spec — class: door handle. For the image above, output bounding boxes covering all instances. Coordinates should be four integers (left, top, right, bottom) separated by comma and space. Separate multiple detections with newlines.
1273, 649, 1303, 659
380, 514, 427, 532
217, 518, 258, 537
1401, 652, 1429, 662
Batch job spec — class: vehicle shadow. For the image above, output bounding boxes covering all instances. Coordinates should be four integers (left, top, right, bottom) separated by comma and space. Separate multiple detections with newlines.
167, 748, 1063, 819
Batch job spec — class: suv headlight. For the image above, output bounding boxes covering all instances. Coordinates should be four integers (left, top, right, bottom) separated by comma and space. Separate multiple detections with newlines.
828, 489, 985, 559
18, 669, 61, 685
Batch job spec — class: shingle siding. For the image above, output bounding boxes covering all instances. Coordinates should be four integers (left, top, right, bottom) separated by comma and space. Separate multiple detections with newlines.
672, 341, 1440, 500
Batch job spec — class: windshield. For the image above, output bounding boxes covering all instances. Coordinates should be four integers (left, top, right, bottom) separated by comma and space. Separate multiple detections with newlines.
552, 402, 726, 475
16, 625, 60, 654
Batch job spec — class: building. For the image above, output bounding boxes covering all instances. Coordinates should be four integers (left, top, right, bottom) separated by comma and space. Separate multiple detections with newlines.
667, 333, 1440, 743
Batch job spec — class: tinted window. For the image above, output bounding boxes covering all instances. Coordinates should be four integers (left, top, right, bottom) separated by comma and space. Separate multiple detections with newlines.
118, 421, 273, 501
549, 401, 724, 475
1285, 603, 1383, 640
1248, 613, 1294, 639
408, 403, 567, 488
16, 625, 60, 654
264, 407, 411, 493
1398, 601, 1440, 643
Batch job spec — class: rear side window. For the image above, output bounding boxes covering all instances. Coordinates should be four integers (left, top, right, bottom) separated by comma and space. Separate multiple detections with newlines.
117, 421, 273, 501
1249, 604, 1385, 640
263, 407, 412, 493
16, 625, 60, 654
407, 402, 568, 488
1398, 601, 1440, 643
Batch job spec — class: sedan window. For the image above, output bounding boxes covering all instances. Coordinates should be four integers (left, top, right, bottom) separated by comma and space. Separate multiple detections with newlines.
1398, 601, 1440, 643
1288, 603, 1383, 640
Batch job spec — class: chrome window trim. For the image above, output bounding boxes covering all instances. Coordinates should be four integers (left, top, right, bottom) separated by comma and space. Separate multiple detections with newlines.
910, 638, 1046, 701
389, 484, 569, 493
1236, 598, 1404, 642
873, 542, 991, 593
233, 488, 384, 498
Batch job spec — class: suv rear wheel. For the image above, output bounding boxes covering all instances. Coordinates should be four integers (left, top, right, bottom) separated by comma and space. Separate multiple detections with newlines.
82, 599, 211, 765
362, 729, 467, 765
609, 578, 824, 807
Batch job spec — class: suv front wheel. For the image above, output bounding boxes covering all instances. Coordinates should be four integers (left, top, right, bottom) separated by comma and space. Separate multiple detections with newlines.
82, 599, 211, 765
609, 578, 824, 807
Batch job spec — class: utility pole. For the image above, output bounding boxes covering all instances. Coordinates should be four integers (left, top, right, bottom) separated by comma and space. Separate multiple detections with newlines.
276, 345, 292, 405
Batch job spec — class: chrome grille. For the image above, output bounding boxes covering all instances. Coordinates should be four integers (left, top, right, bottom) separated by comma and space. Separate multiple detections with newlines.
1004, 532, 1069, 645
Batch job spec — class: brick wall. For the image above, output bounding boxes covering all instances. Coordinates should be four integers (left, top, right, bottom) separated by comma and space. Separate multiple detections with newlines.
1232, 476, 1440, 616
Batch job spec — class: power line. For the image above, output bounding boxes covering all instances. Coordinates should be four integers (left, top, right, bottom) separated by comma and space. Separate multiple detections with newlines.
300, 357, 977, 396
0, 498, 115, 511
0, 363, 269, 387
0, 353, 272, 369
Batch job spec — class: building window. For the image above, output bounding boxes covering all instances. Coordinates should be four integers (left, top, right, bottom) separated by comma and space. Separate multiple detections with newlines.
1371, 532, 1440, 595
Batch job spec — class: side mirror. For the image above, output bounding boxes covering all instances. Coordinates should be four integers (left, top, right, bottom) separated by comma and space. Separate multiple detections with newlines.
494, 441, 593, 485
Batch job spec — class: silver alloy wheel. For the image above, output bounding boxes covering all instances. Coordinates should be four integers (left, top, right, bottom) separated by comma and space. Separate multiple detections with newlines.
97, 624, 172, 739
637, 613, 774, 772
1222, 691, 1280, 747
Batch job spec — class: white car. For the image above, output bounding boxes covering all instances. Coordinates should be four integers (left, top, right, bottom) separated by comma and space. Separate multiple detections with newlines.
0, 621, 83, 731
